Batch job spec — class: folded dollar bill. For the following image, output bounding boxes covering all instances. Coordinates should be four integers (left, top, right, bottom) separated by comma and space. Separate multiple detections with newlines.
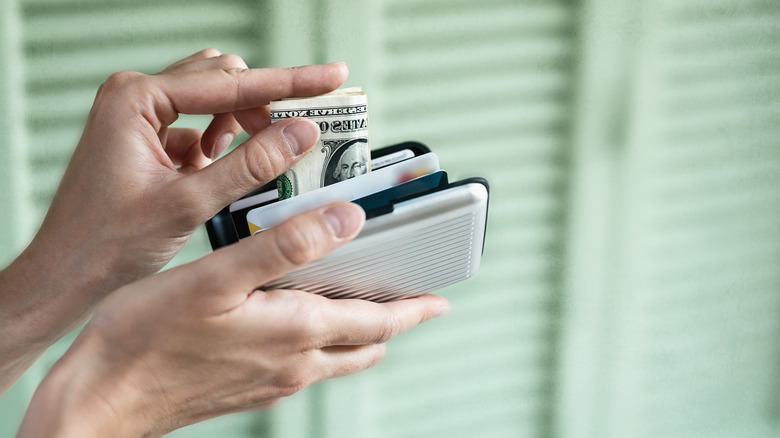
270, 87, 371, 199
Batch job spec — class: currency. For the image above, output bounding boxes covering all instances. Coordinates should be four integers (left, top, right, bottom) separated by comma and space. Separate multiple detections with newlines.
270, 87, 371, 199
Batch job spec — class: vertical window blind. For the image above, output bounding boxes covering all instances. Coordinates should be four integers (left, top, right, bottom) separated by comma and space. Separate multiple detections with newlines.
559, 1, 780, 438
599, 1, 780, 437
1, 1, 779, 437
267, 1, 576, 438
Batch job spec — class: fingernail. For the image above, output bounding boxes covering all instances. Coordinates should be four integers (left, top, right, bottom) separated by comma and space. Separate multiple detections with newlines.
322, 203, 365, 239
211, 133, 234, 160
282, 119, 320, 157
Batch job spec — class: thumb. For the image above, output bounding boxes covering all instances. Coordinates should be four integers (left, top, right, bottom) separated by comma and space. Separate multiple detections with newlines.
189, 202, 366, 302
191, 117, 320, 216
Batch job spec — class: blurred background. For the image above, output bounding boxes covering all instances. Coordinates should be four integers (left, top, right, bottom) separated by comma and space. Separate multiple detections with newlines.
1, 0, 780, 437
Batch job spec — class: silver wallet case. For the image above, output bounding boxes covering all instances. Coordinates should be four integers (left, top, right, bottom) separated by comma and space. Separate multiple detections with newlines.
206, 141, 489, 302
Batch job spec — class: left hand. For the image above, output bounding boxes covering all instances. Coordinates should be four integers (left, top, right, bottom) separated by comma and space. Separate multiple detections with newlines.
16, 202, 449, 437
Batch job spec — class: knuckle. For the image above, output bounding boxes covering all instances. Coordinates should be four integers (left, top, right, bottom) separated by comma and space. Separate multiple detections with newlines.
330, 345, 386, 379
221, 67, 251, 89
299, 314, 331, 350
199, 48, 222, 58
277, 380, 308, 398
261, 397, 284, 409
94, 71, 150, 118
98, 71, 145, 97
212, 67, 250, 110
274, 219, 320, 267
294, 309, 319, 339
240, 139, 278, 185
374, 312, 403, 344
366, 344, 387, 368
276, 376, 308, 398
265, 290, 324, 341
275, 362, 314, 397
223, 65, 250, 76
218, 53, 248, 69
293, 307, 323, 343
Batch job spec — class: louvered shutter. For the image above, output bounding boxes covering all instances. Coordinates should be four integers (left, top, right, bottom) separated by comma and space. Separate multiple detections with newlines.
0, 1, 273, 436
269, 1, 577, 437
559, 1, 780, 437
0, 0, 32, 266
4, 1, 778, 437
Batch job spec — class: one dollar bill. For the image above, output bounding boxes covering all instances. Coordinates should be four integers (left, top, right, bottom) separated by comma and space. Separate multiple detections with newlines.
270, 87, 371, 199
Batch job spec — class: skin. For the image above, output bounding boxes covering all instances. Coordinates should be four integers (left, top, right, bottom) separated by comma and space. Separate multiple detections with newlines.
0, 48, 449, 433
0, 49, 339, 392
17, 202, 449, 437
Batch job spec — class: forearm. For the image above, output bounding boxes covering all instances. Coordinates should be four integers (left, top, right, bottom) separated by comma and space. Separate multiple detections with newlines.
0, 231, 124, 393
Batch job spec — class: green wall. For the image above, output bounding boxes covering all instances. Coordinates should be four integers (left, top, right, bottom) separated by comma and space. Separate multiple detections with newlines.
1, 0, 780, 437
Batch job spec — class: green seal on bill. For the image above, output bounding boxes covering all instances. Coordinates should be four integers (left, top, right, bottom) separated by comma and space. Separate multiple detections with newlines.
277, 174, 293, 200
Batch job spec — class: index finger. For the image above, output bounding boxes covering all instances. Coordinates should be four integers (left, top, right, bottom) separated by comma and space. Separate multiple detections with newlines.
151, 63, 348, 120
312, 294, 451, 346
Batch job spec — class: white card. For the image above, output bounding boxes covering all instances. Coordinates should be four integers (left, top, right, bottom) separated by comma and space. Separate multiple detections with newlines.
245, 153, 440, 234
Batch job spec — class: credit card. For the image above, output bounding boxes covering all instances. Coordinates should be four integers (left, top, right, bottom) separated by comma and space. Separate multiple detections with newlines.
246, 152, 440, 234
228, 148, 424, 238
370, 149, 415, 169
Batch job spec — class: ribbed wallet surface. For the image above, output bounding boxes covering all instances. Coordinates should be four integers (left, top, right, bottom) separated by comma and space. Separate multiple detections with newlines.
264, 183, 488, 301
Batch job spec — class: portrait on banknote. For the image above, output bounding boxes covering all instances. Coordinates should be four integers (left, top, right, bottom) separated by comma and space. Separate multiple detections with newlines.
324, 138, 370, 186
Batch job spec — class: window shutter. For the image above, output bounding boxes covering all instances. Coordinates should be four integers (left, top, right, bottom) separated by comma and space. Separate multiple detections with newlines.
270, 1, 577, 437
5, 1, 776, 437
0, 0, 33, 265
561, 1, 780, 437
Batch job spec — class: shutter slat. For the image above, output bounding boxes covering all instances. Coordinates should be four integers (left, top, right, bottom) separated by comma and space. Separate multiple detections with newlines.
597, 1, 780, 436
313, 1, 575, 437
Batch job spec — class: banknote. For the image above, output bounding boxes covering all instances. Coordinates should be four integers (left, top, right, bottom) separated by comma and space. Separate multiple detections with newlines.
270, 87, 371, 199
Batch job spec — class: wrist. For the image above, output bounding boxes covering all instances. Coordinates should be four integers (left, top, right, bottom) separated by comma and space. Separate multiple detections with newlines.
17, 367, 118, 438
0, 232, 122, 392
17, 335, 149, 438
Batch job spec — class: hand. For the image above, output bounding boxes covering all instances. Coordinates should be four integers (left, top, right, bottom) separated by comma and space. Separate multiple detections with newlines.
0, 50, 348, 392
16, 202, 450, 438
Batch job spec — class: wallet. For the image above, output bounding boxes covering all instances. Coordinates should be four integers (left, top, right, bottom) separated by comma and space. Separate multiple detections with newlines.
205, 141, 489, 302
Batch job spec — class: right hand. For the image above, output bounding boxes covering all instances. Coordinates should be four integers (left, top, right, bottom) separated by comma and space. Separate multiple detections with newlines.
17, 202, 450, 438
0, 50, 347, 393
